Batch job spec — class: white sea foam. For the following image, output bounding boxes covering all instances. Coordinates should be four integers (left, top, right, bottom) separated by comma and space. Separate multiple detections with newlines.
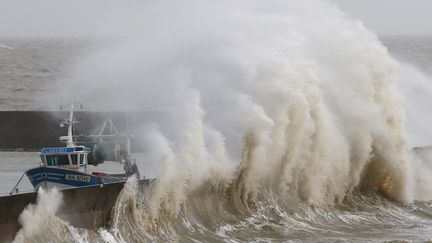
13, 189, 67, 242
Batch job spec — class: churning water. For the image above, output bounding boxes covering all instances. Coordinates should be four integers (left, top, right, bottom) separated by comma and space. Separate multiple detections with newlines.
2, 0, 432, 242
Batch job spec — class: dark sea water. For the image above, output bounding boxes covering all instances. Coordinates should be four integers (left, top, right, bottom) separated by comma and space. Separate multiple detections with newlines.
0, 39, 91, 110
382, 36, 432, 77
0, 36, 431, 110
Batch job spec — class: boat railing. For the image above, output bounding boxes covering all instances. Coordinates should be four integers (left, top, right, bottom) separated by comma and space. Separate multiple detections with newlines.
9, 172, 25, 195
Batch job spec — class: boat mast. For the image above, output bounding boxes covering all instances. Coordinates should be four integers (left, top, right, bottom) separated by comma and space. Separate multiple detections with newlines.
60, 104, 76, 147
67, 105, 75, 147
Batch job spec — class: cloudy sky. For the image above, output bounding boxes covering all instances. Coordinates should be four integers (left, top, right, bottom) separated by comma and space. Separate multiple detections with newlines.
0, 0, 431, 37
330, 0, 432, 35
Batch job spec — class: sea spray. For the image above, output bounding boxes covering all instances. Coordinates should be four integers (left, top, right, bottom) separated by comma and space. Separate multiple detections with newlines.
42, 0, 418, 240
13, 188, 84, 243
396, 63, 432, 200
398, 63, 432, 147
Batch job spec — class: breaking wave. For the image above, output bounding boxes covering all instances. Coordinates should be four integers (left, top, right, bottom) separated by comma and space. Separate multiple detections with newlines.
13, 189, 95, 243
20, 0, 432, 242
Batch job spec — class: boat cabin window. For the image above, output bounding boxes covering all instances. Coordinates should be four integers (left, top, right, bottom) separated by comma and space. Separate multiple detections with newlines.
46, 155, 71, 166
79, 154, 85, 165
70, 154, 78, 165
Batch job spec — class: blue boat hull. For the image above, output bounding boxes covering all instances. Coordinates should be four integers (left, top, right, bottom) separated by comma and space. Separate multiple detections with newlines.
26, 167, 104, 190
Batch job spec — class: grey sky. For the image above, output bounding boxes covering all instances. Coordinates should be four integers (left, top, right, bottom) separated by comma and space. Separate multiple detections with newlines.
330, 0, 432, 35
0, 0, 431, 38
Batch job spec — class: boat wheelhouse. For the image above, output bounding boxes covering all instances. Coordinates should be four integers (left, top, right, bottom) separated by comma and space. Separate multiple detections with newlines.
40, 146, 91, 169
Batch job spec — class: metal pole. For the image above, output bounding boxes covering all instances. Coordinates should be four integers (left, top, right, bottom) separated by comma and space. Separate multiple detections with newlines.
9, 172, 26, 195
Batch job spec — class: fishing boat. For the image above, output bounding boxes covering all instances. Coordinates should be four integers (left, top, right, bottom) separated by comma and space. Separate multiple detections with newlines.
21, 105, 139, 191
0, 106, 147, 241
